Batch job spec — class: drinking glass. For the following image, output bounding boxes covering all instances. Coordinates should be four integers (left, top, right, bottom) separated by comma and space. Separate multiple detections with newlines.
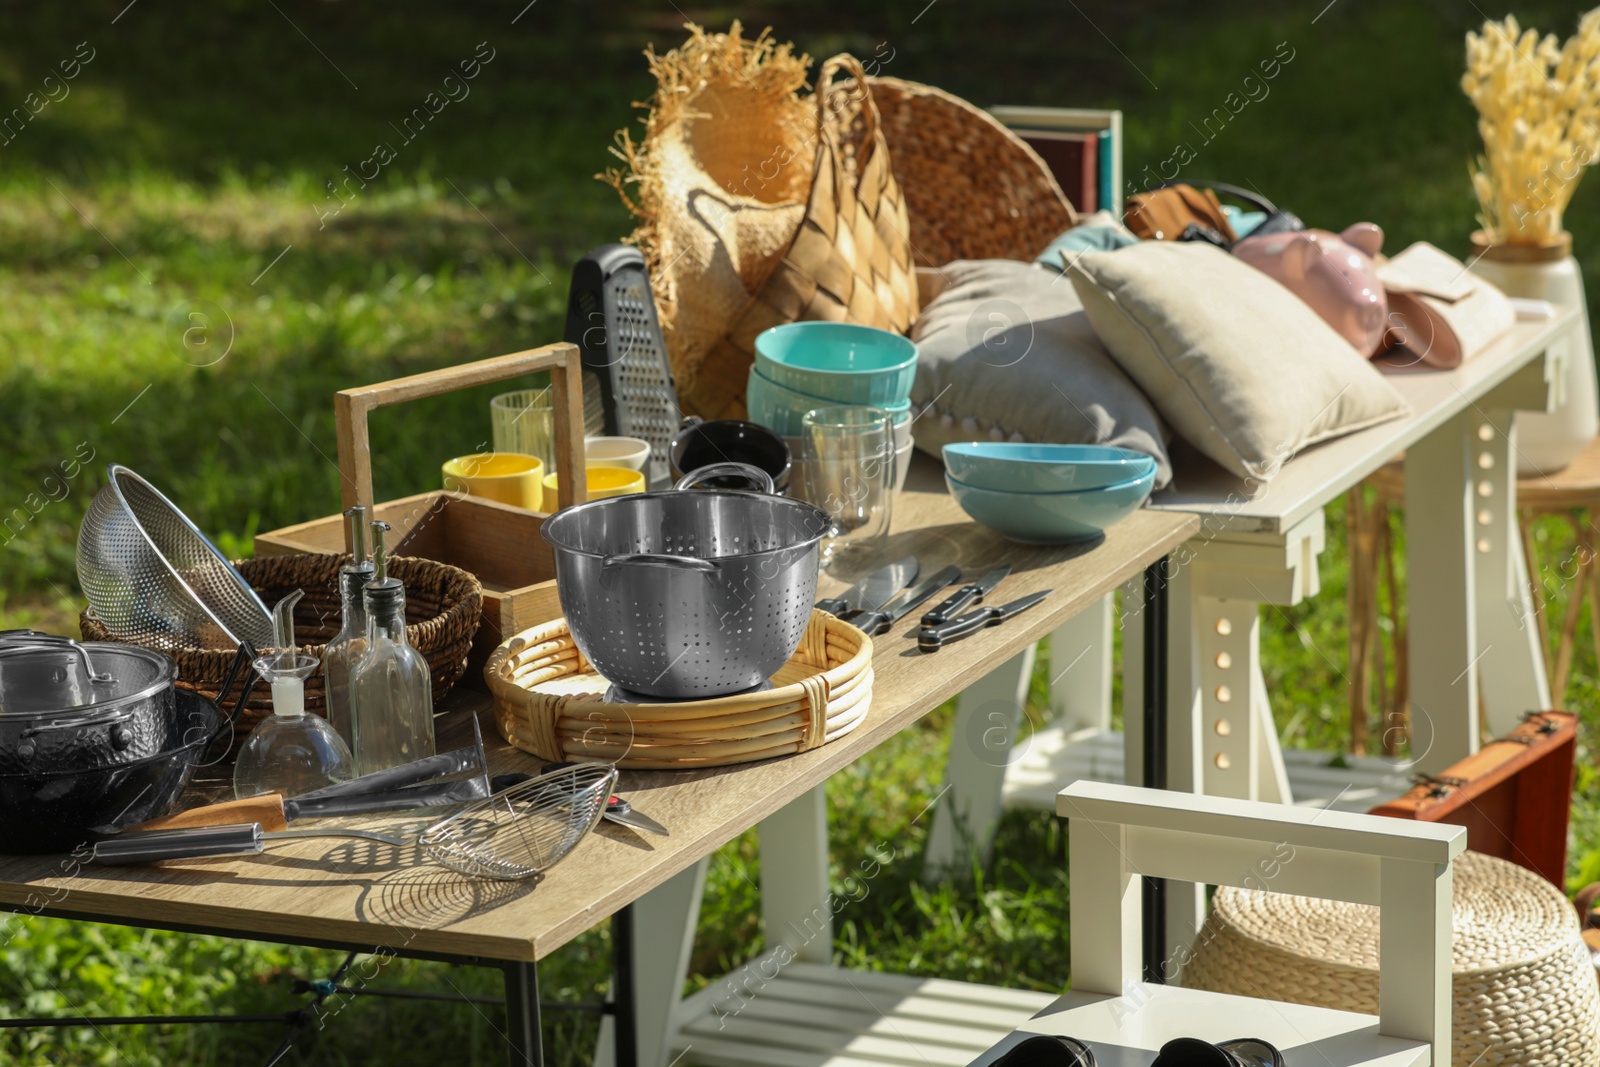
800, 406, 895, 568
490, 388, 555, 471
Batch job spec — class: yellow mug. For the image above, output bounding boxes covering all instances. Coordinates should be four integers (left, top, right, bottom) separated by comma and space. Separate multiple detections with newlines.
544, 465, 646, 504
442, 452, 544, 510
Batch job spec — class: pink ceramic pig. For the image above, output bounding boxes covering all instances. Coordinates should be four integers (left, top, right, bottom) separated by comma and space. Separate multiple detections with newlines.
1232, 223, 1388, 357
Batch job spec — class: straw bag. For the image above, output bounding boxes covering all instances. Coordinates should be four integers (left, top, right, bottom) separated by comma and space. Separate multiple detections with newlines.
849, 76, 1079, 267
687, 54, 920, 419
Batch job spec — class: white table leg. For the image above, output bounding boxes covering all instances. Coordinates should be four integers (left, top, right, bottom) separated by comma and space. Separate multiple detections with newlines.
592, 858, 708, 1067
759, 784, 832, 962
1379, 856, 1454, 1065
1048, 593, 1113, 733
924, 645, 1038, 879
1405, 410, 1482, 773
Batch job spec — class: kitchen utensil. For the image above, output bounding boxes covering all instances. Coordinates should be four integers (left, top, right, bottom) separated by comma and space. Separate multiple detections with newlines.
0, 633, 179, 773
349, 521, 434, 773
77, 464, 275, 651
583, 436, 652, 475
670, 418, 793, 493
490, 388, 556, 473
815, 556, 919, 616
322, 506, 373, 748
754, 322, 919, 406
921, 564, 1012, 627
539, 462, 830, 699
564, 244, 680, 488
92, 823, 406, 865
848, 564, 961, 636
941, 443, 1157, 494
442, 452, 544, 511
300, 714, 488, 800
800, 407, 897, 569
946, 466, 1155, 545
916, 590, 1050, 652
745, 365, 911, 437
492, 765, 669, 836
419, 762, 616, 880
543, 465, 646, 503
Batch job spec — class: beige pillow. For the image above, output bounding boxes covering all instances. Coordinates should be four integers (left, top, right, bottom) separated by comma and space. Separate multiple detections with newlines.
1067, 242, 1409, 482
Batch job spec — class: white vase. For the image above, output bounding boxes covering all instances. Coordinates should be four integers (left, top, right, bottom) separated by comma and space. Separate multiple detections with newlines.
1467, 231, 1599, 476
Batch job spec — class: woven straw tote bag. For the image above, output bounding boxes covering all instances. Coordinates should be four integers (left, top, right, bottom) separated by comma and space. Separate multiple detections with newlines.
686, 54, 920, 420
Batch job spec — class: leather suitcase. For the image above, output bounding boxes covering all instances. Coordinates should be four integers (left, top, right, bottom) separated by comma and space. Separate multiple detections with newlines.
1368, 711, 1577, 887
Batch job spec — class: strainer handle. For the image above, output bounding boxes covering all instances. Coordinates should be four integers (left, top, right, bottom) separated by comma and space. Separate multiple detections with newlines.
600, 554, 717, 574
673, 462, 775, 494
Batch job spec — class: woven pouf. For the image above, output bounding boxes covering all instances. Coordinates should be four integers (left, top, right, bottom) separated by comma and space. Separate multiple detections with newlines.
1183, 851, 1600, 1066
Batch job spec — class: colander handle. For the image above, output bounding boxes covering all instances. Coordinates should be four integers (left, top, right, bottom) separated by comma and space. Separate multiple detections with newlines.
673, 462, 775, 494
600, 554, 718, 574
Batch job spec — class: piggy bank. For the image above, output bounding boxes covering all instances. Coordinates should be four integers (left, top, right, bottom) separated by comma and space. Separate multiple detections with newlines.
1233, 223, 1388, 357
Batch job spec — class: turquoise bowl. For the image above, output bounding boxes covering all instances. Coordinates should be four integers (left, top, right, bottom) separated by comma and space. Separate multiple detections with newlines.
946, 467, 1156, 544
746, 365, 910, 437
754, 322, 918, 406
942, 443, 1157, 494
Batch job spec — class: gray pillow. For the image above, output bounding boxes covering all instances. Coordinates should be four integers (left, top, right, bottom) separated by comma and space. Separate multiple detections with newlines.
910, 259, 1172, 488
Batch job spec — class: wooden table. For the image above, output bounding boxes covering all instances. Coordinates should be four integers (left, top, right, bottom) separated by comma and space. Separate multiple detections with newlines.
0, 455, 1197, 1067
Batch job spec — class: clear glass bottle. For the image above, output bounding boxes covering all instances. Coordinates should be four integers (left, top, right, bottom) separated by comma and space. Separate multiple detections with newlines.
349, 520, 434, 774
322, 506, 373, 748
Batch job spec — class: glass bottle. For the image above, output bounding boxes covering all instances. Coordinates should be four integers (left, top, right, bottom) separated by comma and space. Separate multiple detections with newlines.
322, 505, 373, 748
349, 520, 434, 774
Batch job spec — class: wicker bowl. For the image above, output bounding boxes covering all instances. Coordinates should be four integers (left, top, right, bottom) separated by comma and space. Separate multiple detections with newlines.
81, 553, 482, 733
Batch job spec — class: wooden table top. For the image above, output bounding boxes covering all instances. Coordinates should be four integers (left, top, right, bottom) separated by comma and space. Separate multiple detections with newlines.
0, 456, 1198, 963
1148, 311, 1574, 534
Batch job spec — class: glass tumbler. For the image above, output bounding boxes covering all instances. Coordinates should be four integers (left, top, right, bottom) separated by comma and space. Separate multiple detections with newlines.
800, 406, 895, 568
490, 387, 555, 472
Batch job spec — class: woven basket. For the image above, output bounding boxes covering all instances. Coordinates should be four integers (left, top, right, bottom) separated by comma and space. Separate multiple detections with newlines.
686, 53, 920, 420
81, 553, 482, 733
487, 610, 873, 769
1183, 850, 1600, 1066
841, 76, 1077, 268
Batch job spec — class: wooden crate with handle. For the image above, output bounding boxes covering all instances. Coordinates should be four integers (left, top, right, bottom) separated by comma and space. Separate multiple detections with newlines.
255, 342, 586, 670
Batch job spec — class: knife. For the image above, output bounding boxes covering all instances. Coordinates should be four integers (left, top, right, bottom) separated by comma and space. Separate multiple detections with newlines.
846, 565, 962, 636
132, 777, 491, 833
815, 555, 919, 616
491, 767, 671, 837
920, 564, 1011, 626
917, 590, 1051, 652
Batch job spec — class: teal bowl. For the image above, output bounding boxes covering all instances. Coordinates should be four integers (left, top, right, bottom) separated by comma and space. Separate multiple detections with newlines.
946, 467, 1156, 544
746, 365, 910, 437
942, 443, 1157, 494
754, 322, 918, 406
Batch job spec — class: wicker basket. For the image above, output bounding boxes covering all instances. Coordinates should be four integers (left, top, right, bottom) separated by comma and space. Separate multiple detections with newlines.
486, 610, 873, 769
840, 76, 1078, 268
1183, 850, 1600, 1066
81, 553, 482, 733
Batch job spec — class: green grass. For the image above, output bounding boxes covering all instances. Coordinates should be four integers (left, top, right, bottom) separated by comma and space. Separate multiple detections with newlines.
1, 1, 1598, 1063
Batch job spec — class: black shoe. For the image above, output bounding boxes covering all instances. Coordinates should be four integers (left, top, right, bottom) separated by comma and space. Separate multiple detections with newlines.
1153, 1037, 1285, 1067
992, 1034, 1096, 1066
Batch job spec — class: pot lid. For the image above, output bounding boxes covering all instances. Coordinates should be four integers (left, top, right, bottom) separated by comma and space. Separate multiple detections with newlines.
0, 637, 176, 717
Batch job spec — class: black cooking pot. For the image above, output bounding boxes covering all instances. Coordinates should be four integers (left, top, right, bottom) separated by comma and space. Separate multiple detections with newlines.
0, 633, 179, 774
670, 418, 792, 493
0, 689, 223, 854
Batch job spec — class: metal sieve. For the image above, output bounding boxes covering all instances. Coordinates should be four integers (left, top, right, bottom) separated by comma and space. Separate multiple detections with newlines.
419, 762, 615, 881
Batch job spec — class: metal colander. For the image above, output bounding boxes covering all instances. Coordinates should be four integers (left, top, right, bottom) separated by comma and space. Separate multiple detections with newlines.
540, 463, 830, 699
76, 465, 274, 652
419, 762, 615, 881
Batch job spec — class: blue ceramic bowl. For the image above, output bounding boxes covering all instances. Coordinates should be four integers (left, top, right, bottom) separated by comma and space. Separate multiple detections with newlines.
754, 322, 918, 406
946, 467, 1156, 544
942, 443, 1157, 494
746, 365, 910, 437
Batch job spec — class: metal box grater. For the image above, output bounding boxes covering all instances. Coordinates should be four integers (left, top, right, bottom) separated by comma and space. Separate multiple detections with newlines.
563, 244, 681, 488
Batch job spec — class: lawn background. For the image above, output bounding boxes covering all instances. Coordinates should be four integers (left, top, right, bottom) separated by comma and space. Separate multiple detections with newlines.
1, 1, 1597, 1063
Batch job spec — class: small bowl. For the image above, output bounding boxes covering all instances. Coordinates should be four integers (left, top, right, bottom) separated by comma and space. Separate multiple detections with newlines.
544, 465, 647, 504
442, 452, 544, 511
946, 467, 1156, 545
746, 366, 911, 437
671, 418, 792, 492
755, 322, 919, 406
583, 436, 652, 473
942, 443, 1157, 494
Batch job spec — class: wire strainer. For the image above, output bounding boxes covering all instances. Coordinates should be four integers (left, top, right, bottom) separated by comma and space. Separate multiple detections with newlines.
418, 762, 616, 881
77, 465, 275, 652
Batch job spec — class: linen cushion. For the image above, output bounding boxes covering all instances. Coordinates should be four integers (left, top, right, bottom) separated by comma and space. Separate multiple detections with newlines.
909, 259, 1171, 489
1066, 241, 1409, 481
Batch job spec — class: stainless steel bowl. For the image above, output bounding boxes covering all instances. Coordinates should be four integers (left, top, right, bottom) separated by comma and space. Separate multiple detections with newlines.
540, 464, 830, 699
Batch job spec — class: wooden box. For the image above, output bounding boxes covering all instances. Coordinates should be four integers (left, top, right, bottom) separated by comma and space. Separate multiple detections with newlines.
256, 343, 584, 673
1368, 710, 1577, 887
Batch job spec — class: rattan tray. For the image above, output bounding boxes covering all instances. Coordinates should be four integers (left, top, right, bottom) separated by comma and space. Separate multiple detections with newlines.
486, 610, 873, 769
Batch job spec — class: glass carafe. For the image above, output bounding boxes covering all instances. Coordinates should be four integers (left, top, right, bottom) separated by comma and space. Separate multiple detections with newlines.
349, 521, 434, 774
234, 651, 356, 799
322, 506, 373, 748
